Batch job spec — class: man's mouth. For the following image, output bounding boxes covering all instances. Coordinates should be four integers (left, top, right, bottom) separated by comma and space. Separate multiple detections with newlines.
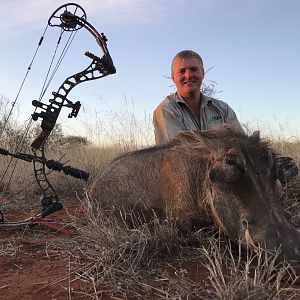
183, 80, 196, 85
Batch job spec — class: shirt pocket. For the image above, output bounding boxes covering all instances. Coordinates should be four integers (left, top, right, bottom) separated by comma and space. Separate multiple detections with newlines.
207, 114, 224, 129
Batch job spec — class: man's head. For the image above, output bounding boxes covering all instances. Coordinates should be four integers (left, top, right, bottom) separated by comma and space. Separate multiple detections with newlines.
171, 50, 205, 98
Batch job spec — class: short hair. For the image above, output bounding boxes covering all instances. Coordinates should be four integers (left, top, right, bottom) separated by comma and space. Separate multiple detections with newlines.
171, 50, 204, 73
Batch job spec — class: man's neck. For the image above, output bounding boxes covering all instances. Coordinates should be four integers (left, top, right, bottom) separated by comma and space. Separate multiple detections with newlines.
180, 90, 201, 104
181, 91, 202, 121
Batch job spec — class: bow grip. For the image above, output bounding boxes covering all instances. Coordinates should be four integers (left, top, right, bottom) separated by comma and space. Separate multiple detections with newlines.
31, 126, 52, 149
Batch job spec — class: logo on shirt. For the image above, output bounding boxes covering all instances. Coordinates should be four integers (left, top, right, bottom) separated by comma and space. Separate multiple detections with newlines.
208, 114, 222, 122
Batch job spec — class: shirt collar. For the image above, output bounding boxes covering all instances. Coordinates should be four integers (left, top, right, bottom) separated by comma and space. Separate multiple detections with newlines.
174, 92, 211, 108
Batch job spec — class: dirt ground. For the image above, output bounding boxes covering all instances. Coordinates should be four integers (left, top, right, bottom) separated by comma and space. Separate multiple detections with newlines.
0, 200, 299, 300
0, 202, 206, 300
0, 201, 95, 300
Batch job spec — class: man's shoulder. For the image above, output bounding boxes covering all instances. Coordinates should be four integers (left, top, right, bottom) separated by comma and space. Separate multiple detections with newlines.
203, 94, 226, 105
203, 94, 229, 109
154, 92, 180, 111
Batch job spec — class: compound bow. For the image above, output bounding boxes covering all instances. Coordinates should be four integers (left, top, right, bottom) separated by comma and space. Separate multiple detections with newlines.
0, 3, 116, 225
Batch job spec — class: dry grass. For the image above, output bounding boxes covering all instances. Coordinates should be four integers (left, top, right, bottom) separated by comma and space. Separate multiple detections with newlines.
0, 237, 22, 257
71, 194, 209, 298
69, 194, 300, 299
200, 238, 299, 300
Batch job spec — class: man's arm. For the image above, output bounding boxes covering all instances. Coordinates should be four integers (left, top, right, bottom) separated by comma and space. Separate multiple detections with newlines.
153, 106, 186, 144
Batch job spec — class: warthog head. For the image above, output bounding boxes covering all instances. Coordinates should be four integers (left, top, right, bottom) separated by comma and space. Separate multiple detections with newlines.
179, 128, 300, 262
91, 126, 300, 262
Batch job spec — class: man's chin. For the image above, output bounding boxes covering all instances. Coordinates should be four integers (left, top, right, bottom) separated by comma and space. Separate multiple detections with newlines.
185, 87, 199, 94
179, 89, 200, 98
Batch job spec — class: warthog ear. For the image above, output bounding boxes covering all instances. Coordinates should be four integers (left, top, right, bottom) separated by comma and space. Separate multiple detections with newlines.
250, 130, 260, 140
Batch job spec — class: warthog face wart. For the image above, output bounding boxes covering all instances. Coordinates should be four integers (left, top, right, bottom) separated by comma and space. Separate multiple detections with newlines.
90, 126, 300, 262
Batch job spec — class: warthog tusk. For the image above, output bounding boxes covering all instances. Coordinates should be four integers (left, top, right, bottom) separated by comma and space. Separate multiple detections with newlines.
245, 228, 257, 249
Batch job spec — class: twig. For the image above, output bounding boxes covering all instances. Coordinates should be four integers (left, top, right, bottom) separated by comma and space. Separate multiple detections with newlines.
0, 285, 9, 290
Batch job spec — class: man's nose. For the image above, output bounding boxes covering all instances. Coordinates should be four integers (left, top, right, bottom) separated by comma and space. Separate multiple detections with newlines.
184, 69, 192, 77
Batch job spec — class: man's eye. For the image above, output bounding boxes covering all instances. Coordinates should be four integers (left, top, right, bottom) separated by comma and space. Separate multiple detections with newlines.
190, 67, 199, 72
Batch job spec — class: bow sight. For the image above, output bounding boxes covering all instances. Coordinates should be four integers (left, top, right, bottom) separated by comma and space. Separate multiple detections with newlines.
0, 3, 116, 226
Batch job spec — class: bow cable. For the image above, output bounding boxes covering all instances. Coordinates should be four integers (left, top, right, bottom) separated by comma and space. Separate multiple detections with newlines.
39, 29, 77, 101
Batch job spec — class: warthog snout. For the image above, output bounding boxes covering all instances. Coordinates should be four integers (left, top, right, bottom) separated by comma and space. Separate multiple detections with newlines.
90, 126, 300, 262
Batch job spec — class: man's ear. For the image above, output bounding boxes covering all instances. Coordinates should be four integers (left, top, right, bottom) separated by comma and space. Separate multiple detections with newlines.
171, 73, 175, 82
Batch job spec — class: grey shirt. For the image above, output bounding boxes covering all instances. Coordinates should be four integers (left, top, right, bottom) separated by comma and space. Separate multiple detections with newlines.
153, 92, 242, 144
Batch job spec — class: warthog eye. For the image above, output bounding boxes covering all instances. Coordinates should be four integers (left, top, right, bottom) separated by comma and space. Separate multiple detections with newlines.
226, 158, 236, 166
222, 163, 245, 183
241, 217, 255, 227
210, 152, 246, 184
221, 152, 245, 183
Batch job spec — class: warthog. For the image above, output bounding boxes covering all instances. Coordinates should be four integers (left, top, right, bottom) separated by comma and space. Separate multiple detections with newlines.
90, 126, 300, 262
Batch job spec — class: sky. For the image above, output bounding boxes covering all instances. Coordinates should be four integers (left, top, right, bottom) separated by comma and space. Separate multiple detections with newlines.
0, 0, 299, 143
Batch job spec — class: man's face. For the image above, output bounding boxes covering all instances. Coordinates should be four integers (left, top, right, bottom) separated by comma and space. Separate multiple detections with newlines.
171, 57, 204, 98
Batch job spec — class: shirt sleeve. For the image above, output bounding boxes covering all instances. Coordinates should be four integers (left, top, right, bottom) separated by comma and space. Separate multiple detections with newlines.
153, 106, 186, 144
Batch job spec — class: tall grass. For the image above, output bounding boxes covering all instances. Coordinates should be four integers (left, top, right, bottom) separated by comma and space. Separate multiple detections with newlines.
81, 97, 154, 149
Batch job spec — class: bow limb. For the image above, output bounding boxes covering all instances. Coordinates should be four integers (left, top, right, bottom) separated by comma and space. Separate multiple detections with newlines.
77, 18, 116, 75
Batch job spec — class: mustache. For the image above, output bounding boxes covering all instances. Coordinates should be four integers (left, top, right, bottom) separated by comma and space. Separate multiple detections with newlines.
182, 79, 197, 84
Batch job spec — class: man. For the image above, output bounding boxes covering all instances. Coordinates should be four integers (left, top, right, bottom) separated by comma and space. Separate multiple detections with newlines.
153, 50, 242, 144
